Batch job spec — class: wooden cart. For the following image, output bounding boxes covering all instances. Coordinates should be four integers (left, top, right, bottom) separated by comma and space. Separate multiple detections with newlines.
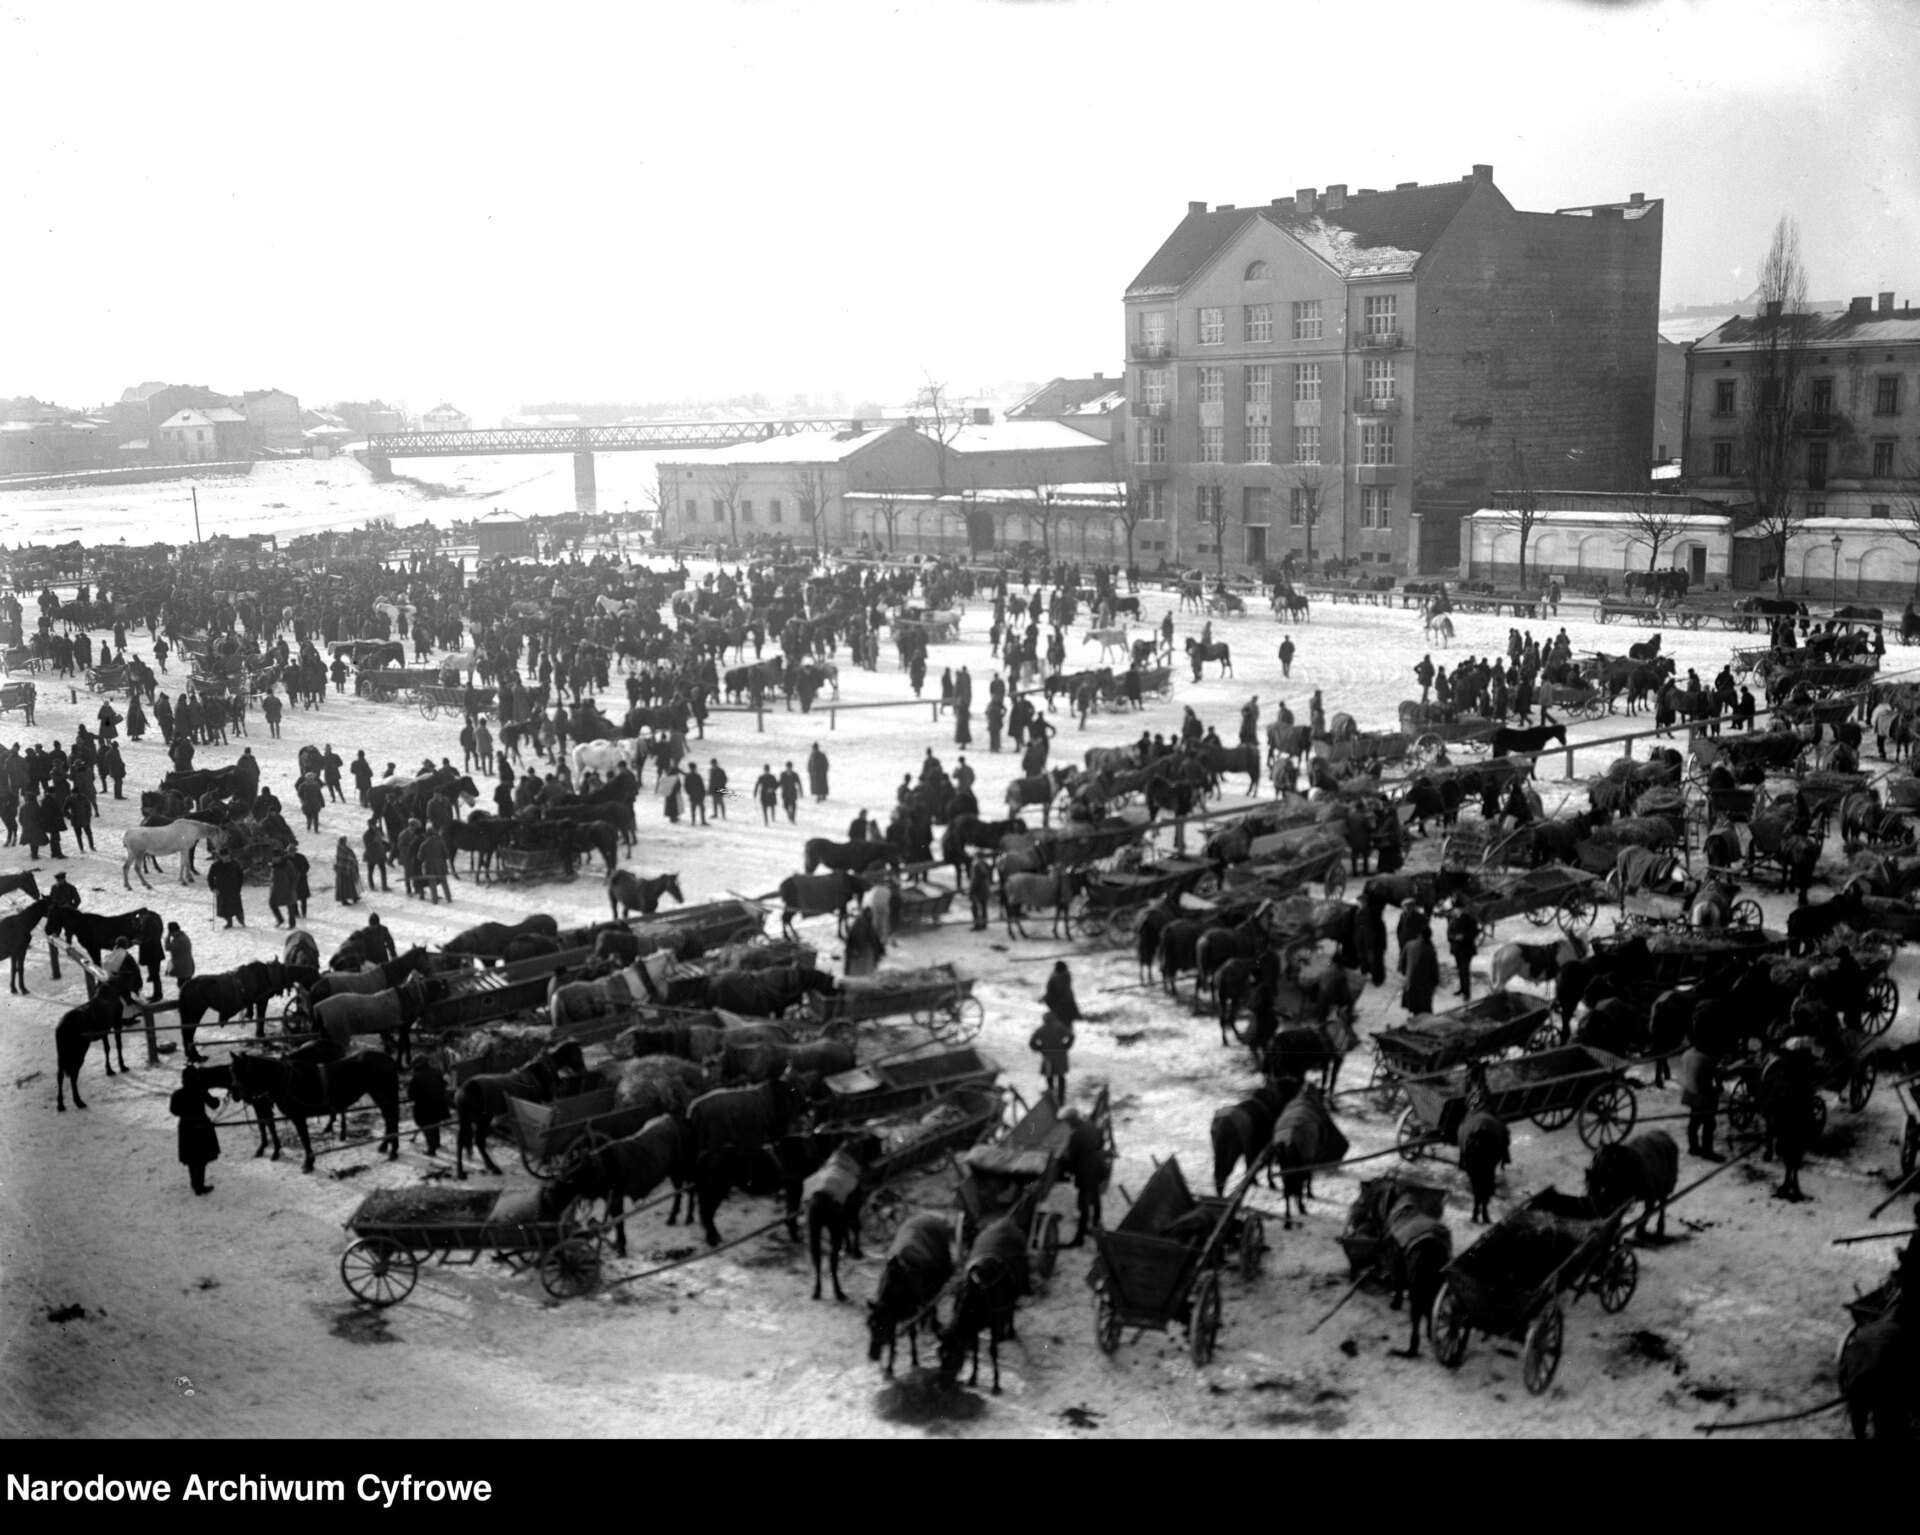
1219, 832, 1350, 902
338, 1185, 600, 1307
1368, 993, 1558, 1112
1396, 1045, 1639, 1158
812, 963, 984, 1042
890, 879, 957, 932
954, 1087, 1116, 1282
816, 1042, 1002, 1123
507, 1085, 653, 1180
1452, 866, 1602, 936
416, 681, 497, 721
1078, 857, 1220, 945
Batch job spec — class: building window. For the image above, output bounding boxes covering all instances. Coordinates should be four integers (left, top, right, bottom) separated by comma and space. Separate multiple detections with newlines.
1293, 424, 1320, 464
1196, 485, 1224, 522
1244, 423, 1271, 463
1198, 367, 1224, 405
1292, 301, 1322, 341
1876, 376, 1901, 415
1810, 377, 1834, 418
1807, 441, 1829, 489
1244, 261, 1268, 281
1871, 503, 1892, 518
1361, 422, 1396, 466
1245, 304, 1272, 343
740, 499, 754, 524
1361, 486, 1392, 529
769, 498, 783, 523
1363, 359, 1396, 401
1805, 501, 1826, 518
1142, 368, 1170, 407
1244, 365, 1271, 407
1199, 426, 1224, 463
1198, 307, 1225, 345
1287, 488, 1305, 528
1714, 379, 1737, 417
1364, 294, 1397, 334
1874, 439, 1897, 477
198, 429, 209, 443
1137, 425, 1168, 464
1293, 363, 1321, 403
1141, 311, 1167, 350
1243, 487, 1270, 523
1142, 483, 1166, 520
1711, 441, 1734, 476
685, 498, 698, 520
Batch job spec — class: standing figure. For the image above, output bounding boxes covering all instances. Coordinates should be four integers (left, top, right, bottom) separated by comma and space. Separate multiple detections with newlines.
1029, 1009, 1074, 1106
171, 1066, 221, 1196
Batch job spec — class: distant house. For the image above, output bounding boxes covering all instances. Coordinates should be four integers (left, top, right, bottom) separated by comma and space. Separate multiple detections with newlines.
241, 388, 303, 450
158, 407, 249, 463
421, 403, 471, 433
474, 509, 532, 559
1005, 375, 1129, 443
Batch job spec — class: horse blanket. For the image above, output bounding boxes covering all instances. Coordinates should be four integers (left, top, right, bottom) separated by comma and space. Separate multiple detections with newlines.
1271, 1091, 1349, 1168
801, 1146, 864, 1207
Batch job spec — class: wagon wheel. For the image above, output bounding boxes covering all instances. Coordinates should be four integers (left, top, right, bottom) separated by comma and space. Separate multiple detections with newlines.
539, 1238, 601, 1299
419, 696, 439, 721
1531, 1097, 1578, 1133
1847, 1060, 1877, 1113
1724, 1075, 1760, 1137
1861, 977, 1899, 1037
1522, 1304, 1565, 1395
1078, 908, 1109, 944
560, 1128, 612, 1179
279, 993, 313, 1036
1728, 898, 1764, 930
1433, 1283, 1470, 1367
340, 1237, 417, 1308
1373, 1072, 1408, 1115
1523, 900, 1555, 928
1189, 1270, 1223, 1366
1323, 859, 1348, 900
1598, 1244, 1639, 1314
1526, 1020, 1566, 1054
1036, 1213, 1062, 1283
945, 995, 985, 1044
1557, 892, 1598, 936
1577, 1080, 1637, 1148
1104, 911, 1137, 952
1238, 1212, 1267, 1282
520, 1138, 569, 1181
1092, 1279, 1122, 1354
1395, 1107, 1428, 1161
863, 1187, 908, 1248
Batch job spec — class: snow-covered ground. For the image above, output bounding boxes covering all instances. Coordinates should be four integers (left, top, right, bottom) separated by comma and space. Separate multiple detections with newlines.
2, 458, 1913, 1439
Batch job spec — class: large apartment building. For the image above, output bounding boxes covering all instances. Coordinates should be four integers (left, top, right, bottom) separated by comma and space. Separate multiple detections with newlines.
1123, 165, 1662, 573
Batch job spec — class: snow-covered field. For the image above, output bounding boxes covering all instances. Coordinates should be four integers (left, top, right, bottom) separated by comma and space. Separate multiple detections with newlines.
2, 457, 1913, 1439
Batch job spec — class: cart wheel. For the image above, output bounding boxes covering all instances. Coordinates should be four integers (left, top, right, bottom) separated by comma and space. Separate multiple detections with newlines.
1524, 901, 1554, 928
419, 697, 439, 721
1531, 1098, 1578, 1134
1104, 913, 1136, 952
1037, 1213, 1062, 1282
1725, 1075, 1759, 1137
1078, 909, 1108, 944
1522, 1305, 1564, 1395
1577, 1081, 1638, 1149
952, 996, 986, 1043
1598, 1244, 1639, 1314
520, 1140, 564, 1180
539, 1238, 601, 1299
1863, 977, 1898, 1037
1323, 859, 1348, 900
1526, 1020, 1565, 1055
1191, 868, 1222, 900
863, 1187, 908, 1248
340, 1237, 417, 1308
1901, 1117, 1919, 1177
280, 995, 312, 1035
1395, 1107, 1427, 1161
1093, 1280, 1122, 1355
1557, 893, 1597, 935
1239, 1212, 1267, 1282
1373, 1073, 1408, 1115
1847, 1060, 1877, 1112
1189, 1270, 1222, 1366
560, 1128, 610, 1179
1434, 1283, 1470, 1368
1727, 898, 1763, 929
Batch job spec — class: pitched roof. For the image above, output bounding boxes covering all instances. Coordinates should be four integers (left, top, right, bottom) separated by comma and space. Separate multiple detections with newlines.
938, 420, 1108, 453
1127, 178, 1480, 293
1007, 377, 1124, 418
424, 402, 467, 416
665, 424, 912, 467
1692, 306, 1920, 351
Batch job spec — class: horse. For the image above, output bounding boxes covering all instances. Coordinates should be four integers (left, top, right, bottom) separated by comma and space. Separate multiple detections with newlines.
937, 1213, 1031, 1394
453, 1040, 587, 1179
1210, 1081, 1296, 1196
307, 945, 432, 1004
684, 1076, 814, 1247
802, 837, 902, 876
803, 1134, 881, 1301
776, 871, 869, 940
0, 870, 43, 902
1276, 592, 1311, 622
608, 869, 685, 919
1265, 1083, 1348, 1228
1184, 637, 1233, 680
868, 1212, 955, 1375
1083, 627, 1130, 664
122, 820, 221, 888
1458, 1106, 1511, 1223
311, 974, 436, 1067
0, 899, 48, 994
544, 1116, 691, 1257
228, 1047, 403, 1172
442, 914, 561, 965
1839, 1306, 1918, 1439
1585, 1130, 1680, 1240
54, 988, 137, 1110
1424, 614, 1455, 647
699, 964, 838, 1019
570, 737, 645, 781
1488, 933, 1589, 993
1002, 865, 1080, 940
1490, 722, 1566, 761
1628, 632, 1664, 663
1262, 1016, 1359, 1094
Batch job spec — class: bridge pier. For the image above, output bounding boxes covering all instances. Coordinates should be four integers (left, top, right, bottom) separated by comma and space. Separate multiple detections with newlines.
365, 452, 393, 481
573, 451, 597, 514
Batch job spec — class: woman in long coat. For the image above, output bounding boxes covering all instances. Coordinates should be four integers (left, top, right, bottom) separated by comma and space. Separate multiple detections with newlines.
1043, 961, 1082, 1025
208, 850, 246, 928
333, 836, 361, 905
807, 744, 830, 802
171, 1066, 221, 1195
126, 693, 148, 741
1400, 927, 1439, 1016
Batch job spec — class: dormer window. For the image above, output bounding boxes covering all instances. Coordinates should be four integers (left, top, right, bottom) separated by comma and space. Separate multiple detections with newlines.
1244, 261, 1269, 281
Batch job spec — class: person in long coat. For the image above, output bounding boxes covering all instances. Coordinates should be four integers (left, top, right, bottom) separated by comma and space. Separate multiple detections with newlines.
418, 828, 451, 903
1029, 1009, 1074, 1106
409, 1055, 450, 1158
1043, 961, 1082, 1025
843, 905, 884, 977
125, 694, 147, 741
269, 850, 301, 927
1356, 890, 1388, 987
208, 850, 246, 928
171, 1066, 221, 1196
1400, 927, 1439, 1016
334, 836, 362, 905
807, 743, 830, 803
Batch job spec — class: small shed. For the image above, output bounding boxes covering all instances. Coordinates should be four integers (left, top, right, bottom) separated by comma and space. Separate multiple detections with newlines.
474, 510, 532, 559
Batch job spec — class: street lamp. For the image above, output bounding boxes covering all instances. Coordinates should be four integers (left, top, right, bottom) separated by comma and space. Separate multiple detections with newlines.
1831, 533, 1843, 607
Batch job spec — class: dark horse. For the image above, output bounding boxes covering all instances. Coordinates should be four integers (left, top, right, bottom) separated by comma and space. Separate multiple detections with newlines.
802, 837, 902, 876
454, 1039, 587, 1179
1491, 722, 1567, 760
607, 869, 685, 919
697, 964, 838, 1019
0, 869, 44, 902
55, 985, 140, 1110
228, 1047, 403, 1172
684, 1075, 816, 1247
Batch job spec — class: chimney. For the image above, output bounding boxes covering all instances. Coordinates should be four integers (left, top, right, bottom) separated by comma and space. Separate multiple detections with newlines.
1880, 292, 1895, 313
1188, 200, 1206, 215
1295, 187, 1316, 214
1217, 204, 1235, 212
971, 407, 991, 426
1093, 372, 1104, 382
1325, 183, 1347, 210
1397, 181, 1418, 191
848, 419, 864, 435
1471, 163, 1494, 183
1850, 296, 1872, 317
1629, 192, 1645, 207
1358, 188, 1378, 197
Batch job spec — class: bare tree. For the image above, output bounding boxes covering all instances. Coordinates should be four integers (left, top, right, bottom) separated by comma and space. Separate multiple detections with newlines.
867, 472, 905, 553
785, 465, 832, 555
1025, 479, 1068, 564
1741, 215, 1813, 595
1289, 465, 1324, 577
916, 374, 969, 495
1623, 490, 1689, 574
1492, 441, 1543, 592
1192, 464, 1231, 579
1112, 478, 1152, 570
709, 462, 751, 548
1884, 447, 1920, 603
642, 470, 675, 547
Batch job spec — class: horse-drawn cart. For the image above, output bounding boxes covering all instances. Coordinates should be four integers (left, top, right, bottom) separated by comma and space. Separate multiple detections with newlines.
1219, 830, 1350, 901
817, 1041, 1001, 1123
841, 1084, 1010, 1245
1398, 702, 1497, 768
954, 1086, 1116, 1282
813, 963, 984, 1041
358, 665, 443, 704
0, 680, 35, 722
1369, 993, 1558, 1111
1098, 665, 1174, 709
1539, 679, 1608, 722
508, 1082, 653, 1180
890, 879, 957, 932
1078, 856, 1219, 943
1433, 1188, 1640, 1393
1396, 1045, 1639, 1157
338, 1185, 600, 1307
417, 681, 497, 721
1450, 866, 1602, 936
86, 662, 131, 694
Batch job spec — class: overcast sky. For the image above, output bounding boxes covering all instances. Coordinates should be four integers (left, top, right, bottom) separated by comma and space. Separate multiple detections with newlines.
5, 0, 1917, 421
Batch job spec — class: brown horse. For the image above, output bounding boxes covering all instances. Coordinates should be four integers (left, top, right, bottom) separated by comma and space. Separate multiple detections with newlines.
228, 1047, 403, 1172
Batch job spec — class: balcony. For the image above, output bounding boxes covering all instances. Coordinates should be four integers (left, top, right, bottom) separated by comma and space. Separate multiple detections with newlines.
1129, 341, 1172, 361
1356, 330, 1405, 350
1353, 396, 1402, 417
1355, 463, 1399, 484
1133, 402, 1170, 420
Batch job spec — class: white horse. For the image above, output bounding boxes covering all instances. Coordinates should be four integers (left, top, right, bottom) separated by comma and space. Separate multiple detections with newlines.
1424, 614, 1455, 647
123, 821, 221, 890
1083, 627, 1130, 664
571, 737, 645, 780
862, 882, 897, 944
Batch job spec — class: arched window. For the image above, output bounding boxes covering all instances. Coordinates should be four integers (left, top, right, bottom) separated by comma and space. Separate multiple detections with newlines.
1244, 261, 1269, 281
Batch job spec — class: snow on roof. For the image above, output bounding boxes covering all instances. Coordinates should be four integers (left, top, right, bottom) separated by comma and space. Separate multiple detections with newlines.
158, 409, 211, 429
202, 407, 247, 423
663, 427, 905, 467
1466, 506, 1731, 528
846, 482, 1125, 507
938, 420, 1107, 453
1693, 307, 1920, 350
